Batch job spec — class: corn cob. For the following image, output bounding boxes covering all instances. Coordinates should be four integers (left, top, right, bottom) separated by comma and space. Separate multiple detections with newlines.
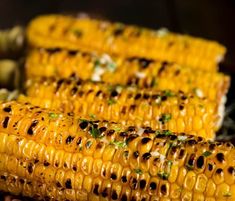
26, 48, 230, 102
0, 101, 235, 200
19, 77, 221, 139
27, 15, 226, 71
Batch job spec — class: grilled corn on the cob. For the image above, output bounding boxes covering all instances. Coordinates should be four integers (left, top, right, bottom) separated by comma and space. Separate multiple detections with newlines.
27, 15, 226, 71
19, 77, 221, 139
0, 101, 235, 200
26, 48, 230, 102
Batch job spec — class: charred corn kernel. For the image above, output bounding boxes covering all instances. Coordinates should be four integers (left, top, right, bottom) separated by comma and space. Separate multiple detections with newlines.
20, 78, 221, 139
26, 48, 230, 102
27, 15, 226, 70
0, 101, 235, 200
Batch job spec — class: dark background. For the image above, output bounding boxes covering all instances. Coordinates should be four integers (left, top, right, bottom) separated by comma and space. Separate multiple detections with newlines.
0, 0, 235, 68
0, 0, 234, 136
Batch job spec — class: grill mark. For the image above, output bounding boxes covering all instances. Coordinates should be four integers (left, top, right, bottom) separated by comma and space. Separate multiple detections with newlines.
2, 116, 9, 128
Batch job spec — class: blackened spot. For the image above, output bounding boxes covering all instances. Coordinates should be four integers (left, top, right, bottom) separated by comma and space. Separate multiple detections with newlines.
28, 163, 33, 174
65, 179, 72, 189
77, 137, 82, 146
130, 197, 137, 201
209, 143, 216, 150
79, 121, 88, 129
170, 135, 177, 140
142, 153, 151, 161
121, 194, 127, 201
70, 87, 78, 96
111, 90, 118, 97
141, 198, 146, 201
131, 178, 138, 189
113, 28, 124, 36
133, 151, 139, 158
111, 173, 117, 180
138, 58, 153, 68
144, 128, 155, 134
107, 129, 115, 136
93, 184, 99, 195
161, 96, 167, 101
68, 50, 77, 56
143, 94, 150, 99
139, 180, 146, 189
101, 188, 108, 197
99, 127, 107, 133
208, 163, 213, 171
96, 90, 102, 97
228, 167, 235, 175
2, 116, 9, 128
187, 140, 197, 145
196, 156, 204, 169
121, 106, 127, 114
0, 175, 6, 180
119, 132, 128, 137
19, 179, 24, 184
27, 120, 39, 135
56, 182, 62, 188
179, 105, 184, 110
3, 106, 11, 113
102, 170, 106, 177
175, 69, 180, 76
66, 136, 75, 144
130, 104, 136, 111
56, 79, 64, 92
141, 137, 151, 144
135, 93, 141, 100
216, 168, 223, 174
121, 176, 127, 183
161, 184, 167, 195
46, 48, 61, 54
111, 190, 118, 200
127, 126, 136, 132
44, 161, 50, 167
216, 153, 225, 163
181, 95, 187, 100
150, 182, 157, 190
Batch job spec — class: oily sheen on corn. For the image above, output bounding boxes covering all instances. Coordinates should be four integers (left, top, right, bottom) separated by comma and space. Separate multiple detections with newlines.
26, 48, 230, 102
20, 77, 221, 139
27, 15, 226, 71
0, 101, 235, 201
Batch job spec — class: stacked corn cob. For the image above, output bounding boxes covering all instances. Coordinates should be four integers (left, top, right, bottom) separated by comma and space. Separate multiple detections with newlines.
0, 101, 235, 201
27, 15, 226, 71
0, 14, 233, 200
19, 77, 220, 140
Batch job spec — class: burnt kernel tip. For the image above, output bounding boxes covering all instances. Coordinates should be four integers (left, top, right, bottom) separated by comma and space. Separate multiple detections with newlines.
65, 179, 72, 189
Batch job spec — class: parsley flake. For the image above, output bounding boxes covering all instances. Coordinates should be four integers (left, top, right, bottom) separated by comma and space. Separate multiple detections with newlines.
202, 151, 212, 157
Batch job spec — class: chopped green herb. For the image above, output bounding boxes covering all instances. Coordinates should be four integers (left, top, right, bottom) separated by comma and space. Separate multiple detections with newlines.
85, 141, 92, 149
157, 172, 169, 180
162, 130, 172, 135
123, 151, 129, 158
89, 114, 96, 119
198, 104, 204, 108
159, 114, 172, 124
107, 62, 117, 72
72, 29, 83, 37
110, 140, 127, 148
155, 130, 161, 135
114, 126, 121, 132
49, 113, 59, 119
202, 151, 212, 157
90, 125, 101, 138
164, 90, 174, 97
150, 79, 157, 87
223, 192, 232, 197
108, 98, 117, 105
79, 118, 88, 123
79, 146, 83, 151
134, 169, 143, 175
94, 59, 100, 68
167, 160, 173, 168
186, 164, 194, 170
